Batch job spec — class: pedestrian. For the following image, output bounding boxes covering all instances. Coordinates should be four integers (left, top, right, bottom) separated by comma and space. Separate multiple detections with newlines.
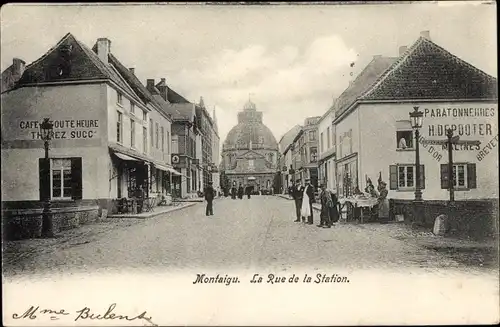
238, 183, 244, 199
300, 178, 315, 224
318, 183, 333, 228
377, 181, 389, 222
329, 188, 340, 224
231, 182, 237, 200
246, 184, 252, 199
291, 179, 304, 222
204, 181, 215, 216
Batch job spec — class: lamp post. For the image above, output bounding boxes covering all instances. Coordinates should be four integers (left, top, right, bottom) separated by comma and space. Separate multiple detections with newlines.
409, 106, 423, 201
40, 118, 54, 238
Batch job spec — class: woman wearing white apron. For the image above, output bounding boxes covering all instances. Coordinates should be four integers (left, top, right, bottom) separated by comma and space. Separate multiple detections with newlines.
300, 178, 315, 224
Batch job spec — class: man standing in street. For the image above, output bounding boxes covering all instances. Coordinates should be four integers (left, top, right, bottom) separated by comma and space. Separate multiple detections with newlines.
318, 183, 333, 228
204, 181, 215, 216
292, 179, 304, 222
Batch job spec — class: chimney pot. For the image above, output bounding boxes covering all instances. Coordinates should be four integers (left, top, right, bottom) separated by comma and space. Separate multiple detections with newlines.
399, 46, 408, 56
96, 38, 111, 63
129, 68, 135, 75
420, 30, 431, 40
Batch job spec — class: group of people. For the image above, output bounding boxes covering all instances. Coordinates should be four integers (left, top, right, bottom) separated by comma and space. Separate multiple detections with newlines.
229, 183, 252, 200
362, 177, 389, 220
288, 178, 340, 228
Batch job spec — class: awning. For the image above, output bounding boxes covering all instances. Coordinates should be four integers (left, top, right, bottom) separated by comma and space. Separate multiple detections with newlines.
154, 162, 172, 173
114, 152, 139, 161
168, 168, 183, 176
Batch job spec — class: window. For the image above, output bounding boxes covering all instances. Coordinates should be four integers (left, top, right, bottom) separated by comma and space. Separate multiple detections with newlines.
117, 111, 123, 143
396, 131, 414, 149
248, 159, 254, 169
309, 130, 316, 141
117, 92, 123, 105
440, 163, 476, 190
149, 119, 153, 148
389, 164, 425, 190
167, 131, 170, 155
142, 110, 147, 121
172, 135, 179, 153
161, 127, 165, 152
310, 147, 318, 163
130, 119, 135, 148
155, 123, 159, 149
130, 101, 135, 114
320, 132, 324, 153
51, 159, 72, 199
142, 127, 147, 154
327, 127, 331, 149
39, 158, 82, 201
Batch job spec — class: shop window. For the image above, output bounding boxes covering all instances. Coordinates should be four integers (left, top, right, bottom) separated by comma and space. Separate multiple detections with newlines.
39, 158, 82, 201
117, 111, 123, 143
389, 164, 425, 190
117, 92, 123, 106
396, 130, 414, 149
130, 119, 135, 148
440, 163, 476, 190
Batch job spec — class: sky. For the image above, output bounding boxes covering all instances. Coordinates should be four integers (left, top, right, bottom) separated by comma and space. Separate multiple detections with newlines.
1, 2, 497, 146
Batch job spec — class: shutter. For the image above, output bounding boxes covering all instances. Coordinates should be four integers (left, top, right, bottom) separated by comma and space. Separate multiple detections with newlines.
467, 163, 477, 189
419, 165, 425, 190
39, 158, 51, 201
71, 157, 83, 200
389, 165, 398, 190
440, 164, 449, 189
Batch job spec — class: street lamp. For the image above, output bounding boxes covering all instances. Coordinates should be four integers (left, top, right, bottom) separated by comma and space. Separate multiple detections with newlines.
40, 118, 54, 238
409, 106, 423, 201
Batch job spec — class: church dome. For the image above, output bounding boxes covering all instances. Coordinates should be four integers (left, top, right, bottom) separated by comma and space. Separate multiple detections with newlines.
223, 101, 278, 150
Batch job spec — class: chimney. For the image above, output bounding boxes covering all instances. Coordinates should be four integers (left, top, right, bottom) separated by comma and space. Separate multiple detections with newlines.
420, 30, 431, 40
399, 46, 408, 56
129, 68, 135, 75
96, 38, 111, 63
146, 79, 155, 93
157, 78, 168, 101
12, 58, 26, 77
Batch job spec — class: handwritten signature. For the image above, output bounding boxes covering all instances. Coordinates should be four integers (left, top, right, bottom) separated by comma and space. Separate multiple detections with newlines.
12, 303, 157, 326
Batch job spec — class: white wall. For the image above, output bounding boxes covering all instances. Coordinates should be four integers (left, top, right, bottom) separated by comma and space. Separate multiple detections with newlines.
1, 83, 109, 201
359, 102, 498, 200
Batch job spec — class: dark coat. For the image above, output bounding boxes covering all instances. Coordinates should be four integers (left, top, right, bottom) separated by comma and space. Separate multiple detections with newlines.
291, 185, 304, 200
329, 192, 339, 222
204, 186, 215, 201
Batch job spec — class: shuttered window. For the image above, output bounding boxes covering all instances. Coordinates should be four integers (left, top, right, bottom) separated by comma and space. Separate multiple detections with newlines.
389, 164, 425, 190
440, 163, 476, 190
39, 158, 82, 200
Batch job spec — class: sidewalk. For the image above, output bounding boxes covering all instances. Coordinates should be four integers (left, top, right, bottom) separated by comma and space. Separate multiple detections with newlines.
107, 202, 196, 219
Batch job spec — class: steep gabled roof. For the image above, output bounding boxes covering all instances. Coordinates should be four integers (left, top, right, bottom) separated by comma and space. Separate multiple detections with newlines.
333, 56, 397, 117
15, 33, 142, 103
279, 124, 302, 153
361, 36, 498, 100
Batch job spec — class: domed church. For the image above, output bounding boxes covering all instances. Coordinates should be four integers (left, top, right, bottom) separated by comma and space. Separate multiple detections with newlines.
221, 100, 279, 194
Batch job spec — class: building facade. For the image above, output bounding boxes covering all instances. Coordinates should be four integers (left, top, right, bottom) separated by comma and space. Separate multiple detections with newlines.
292, 116, 320, 187
317, 101, 337, 191
278, 125, 302, 193
1, 34, 177, 236
221, 100, 279, 193
332, 31, 498, 201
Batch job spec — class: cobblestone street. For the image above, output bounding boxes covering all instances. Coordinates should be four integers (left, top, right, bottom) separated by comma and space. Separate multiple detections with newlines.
3, 196, 498, 279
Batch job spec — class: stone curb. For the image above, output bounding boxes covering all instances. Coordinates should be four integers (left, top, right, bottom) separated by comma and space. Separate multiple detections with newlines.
107, 202, 198, 219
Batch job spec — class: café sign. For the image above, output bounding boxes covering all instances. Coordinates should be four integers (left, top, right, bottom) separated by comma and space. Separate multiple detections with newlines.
19, 119, 99, 140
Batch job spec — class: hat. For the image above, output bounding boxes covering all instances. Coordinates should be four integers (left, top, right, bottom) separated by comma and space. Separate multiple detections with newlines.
208, 181, 213, 185
305, 178, 311, 182
296, 179, 301, 183
379, 181, 387, 186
